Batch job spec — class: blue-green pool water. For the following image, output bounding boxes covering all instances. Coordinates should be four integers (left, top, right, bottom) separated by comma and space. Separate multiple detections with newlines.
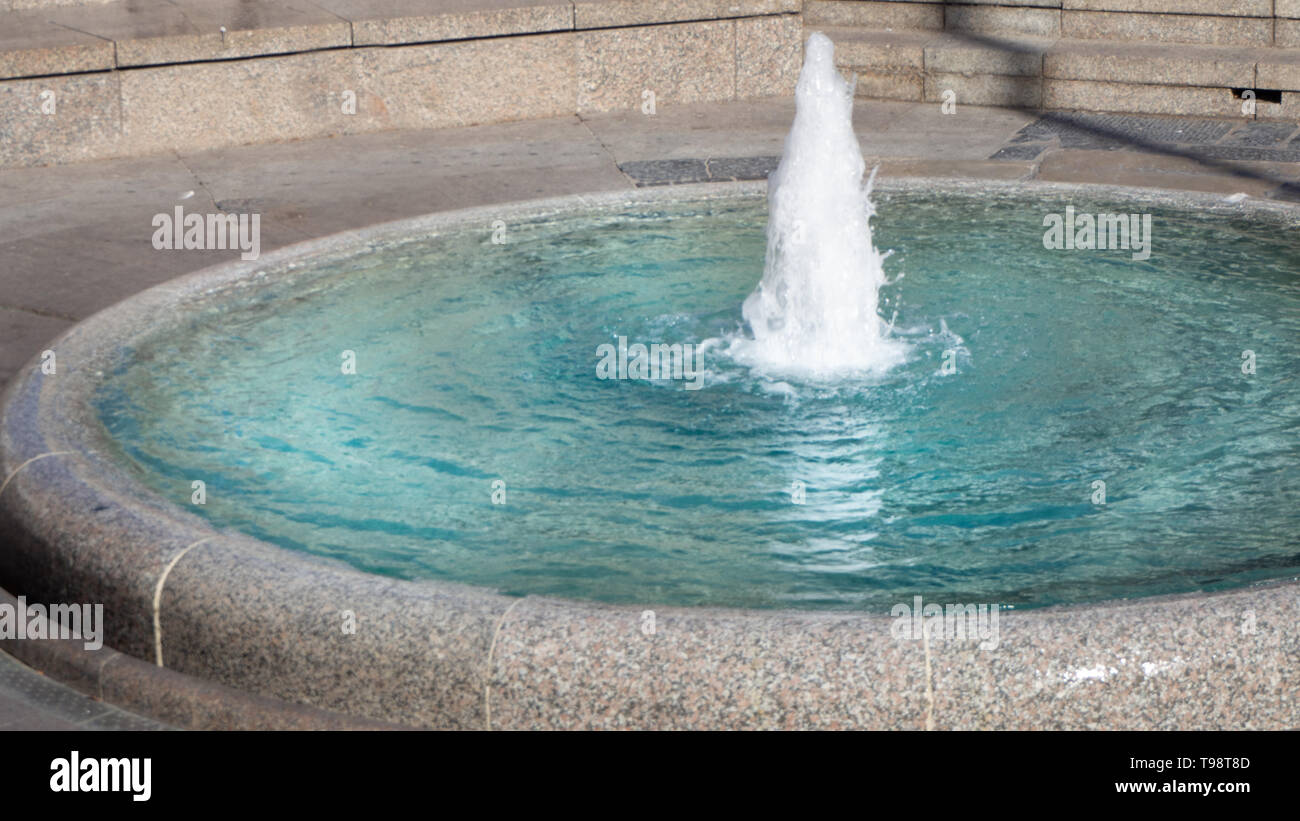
96, 190, 1300, 610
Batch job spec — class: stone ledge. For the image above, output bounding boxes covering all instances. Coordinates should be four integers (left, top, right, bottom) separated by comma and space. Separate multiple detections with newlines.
928, 71, 1042, 106
0, 0, 802, 81
313, 0, 573, 48
12, 0, 353, 76
926, 33, 1055, 77
823, 26, 934, 70
1064, 0, 1272, 15
1258, 51, 1300, 91
1045, 39, 1258, 88
1274, 0, 1300, 19
1044, 77, 1242, 117
1281, 20, 1300, 48
853, 68, 925, 99
803, 0, 944, 31
946, 4, 1061, 38
1062, 9, 1273, 46
574, 0, 799, 29
12, 0, 117, 7
937, 0, 1062, 7
0, 16, 803, 167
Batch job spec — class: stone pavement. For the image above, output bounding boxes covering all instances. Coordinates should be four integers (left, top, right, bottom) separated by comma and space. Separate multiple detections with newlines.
2, 97, 1297, 728
0, 649, 170, 730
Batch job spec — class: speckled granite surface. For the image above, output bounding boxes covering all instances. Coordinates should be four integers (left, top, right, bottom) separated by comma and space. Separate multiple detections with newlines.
0, 11, 804, 167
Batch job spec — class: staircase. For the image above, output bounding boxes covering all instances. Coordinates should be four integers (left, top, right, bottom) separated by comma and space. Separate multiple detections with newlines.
808, 0, 1300, 120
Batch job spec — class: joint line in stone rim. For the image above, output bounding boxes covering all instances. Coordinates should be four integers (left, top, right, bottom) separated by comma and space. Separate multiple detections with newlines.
153, 537, 215, 667
0, 451, 74, 499
922, 619, 935, 732
484, 597, 524, 731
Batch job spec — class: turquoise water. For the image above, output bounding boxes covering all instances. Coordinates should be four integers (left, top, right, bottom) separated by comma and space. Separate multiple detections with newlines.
96, 191, 1300, 610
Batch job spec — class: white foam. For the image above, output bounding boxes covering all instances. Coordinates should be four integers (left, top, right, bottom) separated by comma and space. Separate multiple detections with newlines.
725, 32, 906, 379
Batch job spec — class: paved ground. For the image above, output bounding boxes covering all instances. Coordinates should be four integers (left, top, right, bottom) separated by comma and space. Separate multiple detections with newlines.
0, 650, 169, 730
2, 97, 1297, 728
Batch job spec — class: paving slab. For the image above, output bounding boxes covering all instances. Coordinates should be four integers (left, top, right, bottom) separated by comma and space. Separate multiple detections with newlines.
0, 154, 210, 247
0, 9, 115, 80
583, 98, 1036, 165
177, 116, 633, 239
1036, 149, 1286, 196
1220, 121, 1300, 147
859, 99, 1037, 157
0, 216, 238, 320
581, 97, 796, 160
620, 156, 787, 185
0, 650, 170, 731
1007, 111, 1238, 149
0, 307, 71, 387
998, 111, 1300, 175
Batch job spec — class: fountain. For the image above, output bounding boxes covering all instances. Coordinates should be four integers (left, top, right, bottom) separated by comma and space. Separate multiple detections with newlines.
727, 32, 906, 378
2, 32, 1298, 730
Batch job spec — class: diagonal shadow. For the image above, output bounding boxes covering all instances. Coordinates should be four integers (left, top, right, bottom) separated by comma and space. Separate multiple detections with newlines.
892, 3, 1300, 198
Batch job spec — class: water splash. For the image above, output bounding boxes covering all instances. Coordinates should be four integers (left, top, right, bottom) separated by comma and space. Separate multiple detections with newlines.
725, 32, 906, 379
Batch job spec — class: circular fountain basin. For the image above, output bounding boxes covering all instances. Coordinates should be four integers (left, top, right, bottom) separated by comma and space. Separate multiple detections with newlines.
2, 181, 1297, 729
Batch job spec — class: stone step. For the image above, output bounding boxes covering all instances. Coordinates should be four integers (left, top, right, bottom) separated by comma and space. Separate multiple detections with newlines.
803, 1, 944, 32
824, 26, 932, 72
820, 24, 1300, 117
820, 27, 927, 101
1047, 39, 1258, 88
1064, 1, 1272, 14
822, 27, 1053, 103
804, 1, 1058, 37
946, 3, 1060, 38
806, 1, 1300, 46
1062, 9, 1272, 47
